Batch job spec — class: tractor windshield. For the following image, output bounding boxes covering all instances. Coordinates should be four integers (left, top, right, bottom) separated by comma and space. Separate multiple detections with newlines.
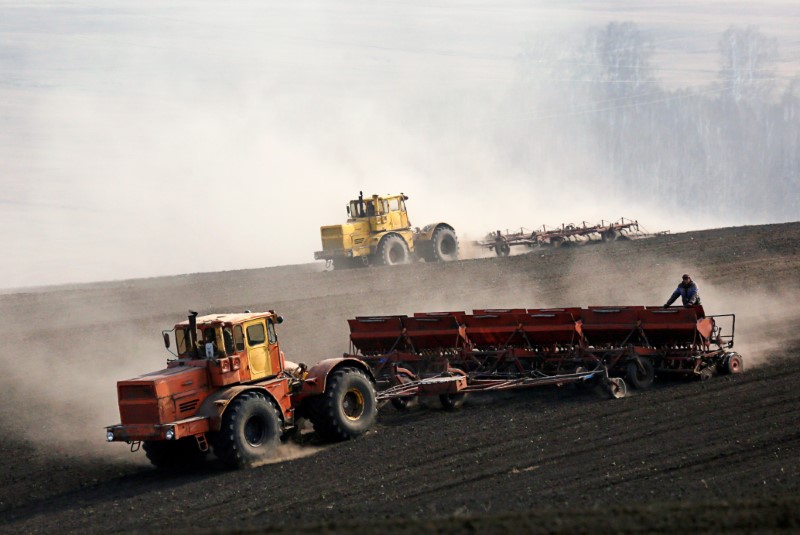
349, 200, 366, 218
175, 327, 191, 356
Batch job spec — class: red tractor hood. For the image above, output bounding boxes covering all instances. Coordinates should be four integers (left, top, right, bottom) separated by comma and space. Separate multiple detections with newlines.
117, 364, 209, 425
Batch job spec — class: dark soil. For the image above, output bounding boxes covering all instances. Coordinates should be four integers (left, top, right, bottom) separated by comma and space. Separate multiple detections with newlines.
2, 222, 799, 533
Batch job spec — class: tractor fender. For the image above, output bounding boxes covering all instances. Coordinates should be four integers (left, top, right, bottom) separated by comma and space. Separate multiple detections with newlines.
415, 222, 454, 242
368, 231, 391, 248
368, 230, 412, 250
197, 384, 286, 431
300, 357, 376, 397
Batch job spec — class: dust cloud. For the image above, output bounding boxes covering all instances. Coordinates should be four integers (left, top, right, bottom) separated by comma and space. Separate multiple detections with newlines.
252, 443, 325, 468
3, 2, 799, 289
552, 249, 800, 369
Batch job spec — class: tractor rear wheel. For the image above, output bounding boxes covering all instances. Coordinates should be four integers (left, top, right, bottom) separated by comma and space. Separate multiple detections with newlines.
377, 235, 410, 266
626, 358, 655, 390
309, 367, 377, 441
143, 437, 207, 470
212, 391, 282, 469
431, 226, 459, 262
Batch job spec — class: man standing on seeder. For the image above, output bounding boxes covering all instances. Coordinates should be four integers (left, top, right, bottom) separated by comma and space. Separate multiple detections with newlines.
664, 274, 701, 308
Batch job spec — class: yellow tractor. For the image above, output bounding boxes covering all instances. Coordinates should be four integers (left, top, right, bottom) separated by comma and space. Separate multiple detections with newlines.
314, 192, 459, 269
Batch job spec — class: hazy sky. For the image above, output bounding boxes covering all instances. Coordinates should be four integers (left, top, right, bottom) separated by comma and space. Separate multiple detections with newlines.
2, 1, 798, 288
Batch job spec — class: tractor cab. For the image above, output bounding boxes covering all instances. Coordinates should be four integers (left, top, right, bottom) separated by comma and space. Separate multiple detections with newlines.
164, 311, 286, 383
346, 192, 411, 232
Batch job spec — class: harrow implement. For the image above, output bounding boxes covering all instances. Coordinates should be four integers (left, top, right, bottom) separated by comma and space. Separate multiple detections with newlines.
479, 217, 652, 256
347, 305, 740, 410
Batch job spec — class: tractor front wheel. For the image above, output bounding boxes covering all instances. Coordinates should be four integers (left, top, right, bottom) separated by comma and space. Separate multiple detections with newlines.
212, 391, 282, 469
377, 235, 410, 266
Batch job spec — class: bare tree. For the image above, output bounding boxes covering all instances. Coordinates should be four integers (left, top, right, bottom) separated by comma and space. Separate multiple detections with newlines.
718, 26, 778, 102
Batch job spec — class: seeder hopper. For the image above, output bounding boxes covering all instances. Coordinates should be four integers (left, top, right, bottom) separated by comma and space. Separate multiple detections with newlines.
347, 305, 740, 410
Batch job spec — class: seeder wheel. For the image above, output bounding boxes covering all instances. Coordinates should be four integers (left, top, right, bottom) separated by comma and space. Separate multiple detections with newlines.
390, 368, 419, 411
440, 392, 466, 411
718, 352, 744, 375
727, 354, 744, 374
626, 358, 655, 390
606, 377, 627, 399
440, 368, 467, 411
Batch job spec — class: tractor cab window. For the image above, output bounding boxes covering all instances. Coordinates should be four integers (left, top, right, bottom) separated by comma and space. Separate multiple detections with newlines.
223, 327, 235, 355
202, 327, 220, 358
175, 327, 190, 356
388, 198, 402, 212
349, 200, 365, 218
246, 323, 266, 347
366, 201, 376, 216
233, 325, 245, 351
267, 319, 277, 344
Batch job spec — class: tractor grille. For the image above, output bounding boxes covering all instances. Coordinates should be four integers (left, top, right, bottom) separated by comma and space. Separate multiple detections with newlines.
321, 227, 343, 238
178, 398, 199, 414
119, 403, 160, 425
321, 226, 346, 251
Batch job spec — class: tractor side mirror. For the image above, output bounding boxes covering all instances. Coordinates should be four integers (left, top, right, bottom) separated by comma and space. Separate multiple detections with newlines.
163, 332, 171, 349
277, 315, 284, 324
346, 205, 350, 216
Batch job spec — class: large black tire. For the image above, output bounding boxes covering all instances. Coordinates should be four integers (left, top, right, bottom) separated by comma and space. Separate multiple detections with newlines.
309, 367, 377, 442
602, 230, 619, 242
495, 241, 510, 257
376, 234, 410, 266
439, 392, 467, 411
718, 352, 744, 375
626, 358, 655, 390
439, 368, 467, 411
430, 226, 459, 262
212, 391, 282, 469
143, 437, 207, 469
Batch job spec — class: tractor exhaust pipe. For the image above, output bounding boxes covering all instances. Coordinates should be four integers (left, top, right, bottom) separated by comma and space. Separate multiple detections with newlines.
188, 310, 198, 358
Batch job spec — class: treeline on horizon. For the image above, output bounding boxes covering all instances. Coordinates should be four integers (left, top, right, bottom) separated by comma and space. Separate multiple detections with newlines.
502, 22, 799, 221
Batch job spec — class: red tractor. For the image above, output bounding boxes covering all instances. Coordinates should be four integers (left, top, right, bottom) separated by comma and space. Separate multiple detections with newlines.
106, 310, 377, 469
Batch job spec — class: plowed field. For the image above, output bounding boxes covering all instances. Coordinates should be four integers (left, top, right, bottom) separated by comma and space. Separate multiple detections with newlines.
2, 222, 800, 533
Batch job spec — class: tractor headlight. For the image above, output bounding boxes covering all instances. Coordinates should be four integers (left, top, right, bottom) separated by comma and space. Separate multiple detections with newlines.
165, 428, 175, 440
106, 430, 115, 442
